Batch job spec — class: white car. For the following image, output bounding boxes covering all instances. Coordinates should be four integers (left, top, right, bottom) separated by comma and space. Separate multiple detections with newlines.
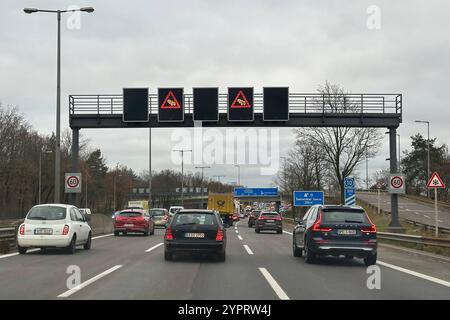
17, 204, 92, 254
169, 206, 184, 216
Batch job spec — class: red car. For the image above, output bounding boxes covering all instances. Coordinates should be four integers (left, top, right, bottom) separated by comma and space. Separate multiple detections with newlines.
232, 212, 240, 222
114, 209, 155, 236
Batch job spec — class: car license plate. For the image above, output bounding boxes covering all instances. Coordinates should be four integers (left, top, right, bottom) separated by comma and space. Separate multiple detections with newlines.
34, 228, 53, 235
185, 233, 205, 238
124, 224, 134, 227
266, 219, 275, 223
338, 229, 357, 235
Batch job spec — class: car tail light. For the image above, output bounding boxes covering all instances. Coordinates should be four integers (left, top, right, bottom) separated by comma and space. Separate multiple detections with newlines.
216, 228, 224, 241
312, 211, 332, 232
165, 226, 173, 240
62, 225, 70, 235
19, 224, 25, 235
163, 215, 169, 220
361, 214, 377, 233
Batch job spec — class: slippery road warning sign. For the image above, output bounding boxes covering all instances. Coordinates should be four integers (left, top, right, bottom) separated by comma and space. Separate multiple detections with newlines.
228, 87, 254, 121
427, 172, 445, 188
161, 91, 181, 109
65, 173, 82, 194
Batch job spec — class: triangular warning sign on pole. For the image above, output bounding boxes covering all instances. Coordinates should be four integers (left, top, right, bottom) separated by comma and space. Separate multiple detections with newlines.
231, 90, 251, 108
427, 172, 445, 188
161, 91, 181, 109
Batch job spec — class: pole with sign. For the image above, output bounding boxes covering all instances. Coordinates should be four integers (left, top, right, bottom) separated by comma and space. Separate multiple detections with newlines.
344, 177, 355, 205
427, 172, 445, 237
65, 173, 82, 195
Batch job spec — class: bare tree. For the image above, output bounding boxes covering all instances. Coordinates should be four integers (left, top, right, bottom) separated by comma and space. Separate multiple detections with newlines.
296, 82, 383, 203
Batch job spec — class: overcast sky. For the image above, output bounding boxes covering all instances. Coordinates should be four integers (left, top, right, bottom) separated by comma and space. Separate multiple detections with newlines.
1, 0, 449, 188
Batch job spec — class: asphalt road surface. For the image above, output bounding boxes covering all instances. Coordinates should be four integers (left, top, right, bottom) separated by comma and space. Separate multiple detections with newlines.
357, 192, 450, 230
0, 223, 449, 300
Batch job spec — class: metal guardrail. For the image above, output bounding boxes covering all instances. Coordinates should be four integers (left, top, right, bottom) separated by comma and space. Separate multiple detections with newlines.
69, 93, 402, 116
0, 227, 17, 248
378, 232, 450, 249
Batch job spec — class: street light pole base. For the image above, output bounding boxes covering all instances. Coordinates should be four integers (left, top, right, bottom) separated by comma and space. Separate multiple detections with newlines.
386, 226, 406, 234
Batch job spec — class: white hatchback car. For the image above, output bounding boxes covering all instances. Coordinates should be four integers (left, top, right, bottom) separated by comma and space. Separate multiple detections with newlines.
17, 204, 92, 254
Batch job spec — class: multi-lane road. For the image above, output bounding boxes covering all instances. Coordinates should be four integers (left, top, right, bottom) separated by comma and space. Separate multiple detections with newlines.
0, 222, 449, 299
357, 192, 450, 230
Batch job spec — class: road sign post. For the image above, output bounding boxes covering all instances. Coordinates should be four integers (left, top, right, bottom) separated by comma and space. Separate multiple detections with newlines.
427, 172, 445, 237
388, 174, 405, 194
344, 177, 355, 205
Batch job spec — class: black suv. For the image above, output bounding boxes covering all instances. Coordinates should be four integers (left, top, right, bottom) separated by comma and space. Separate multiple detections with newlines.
292, 205, 377, 266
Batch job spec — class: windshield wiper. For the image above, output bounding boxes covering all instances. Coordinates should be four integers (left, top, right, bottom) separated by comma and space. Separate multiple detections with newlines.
29, 217, 47, 220
344, 219, 363, 223
177, 222, 197, 226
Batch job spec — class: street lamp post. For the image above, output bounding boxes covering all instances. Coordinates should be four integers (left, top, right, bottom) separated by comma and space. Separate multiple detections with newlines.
24, 6, 94, 204
38, 149, 52, 204
234, 165, 241, 186
173, 149, 192, 206
195, 166, 210, 209
415, 120, 431, 198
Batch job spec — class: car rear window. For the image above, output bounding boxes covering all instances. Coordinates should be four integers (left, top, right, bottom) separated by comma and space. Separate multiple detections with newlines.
173, 213, 217, 226
151, 209, 165, 216
261, 212, 279, 217
119, 211, 143, 217
27, 206, 67, 220
321, 209, 369, 224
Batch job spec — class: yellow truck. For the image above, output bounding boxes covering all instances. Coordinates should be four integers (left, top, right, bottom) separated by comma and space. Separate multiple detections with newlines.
207, 193, 235, 221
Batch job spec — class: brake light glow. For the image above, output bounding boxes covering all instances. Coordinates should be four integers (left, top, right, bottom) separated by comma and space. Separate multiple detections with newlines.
165, 226, 174, 240
362, 214, 377, 233
312, 211, 332, 232
216, 228, 224, 241
62, 225, 70, 235
19, 224, 25, 235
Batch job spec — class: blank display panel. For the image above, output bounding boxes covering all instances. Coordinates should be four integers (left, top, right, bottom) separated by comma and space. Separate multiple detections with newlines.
123, 88, 149, 122
263, 87, 289, 121
193, 88, 219, 121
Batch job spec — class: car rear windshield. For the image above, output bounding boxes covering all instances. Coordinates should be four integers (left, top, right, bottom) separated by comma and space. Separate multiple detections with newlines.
119, 211, 143, 217
173, 213, 217, 226
261, 212, 279, 217
27, 206, 67, 220
151, 209, 165, 216
321, 209, 369, 224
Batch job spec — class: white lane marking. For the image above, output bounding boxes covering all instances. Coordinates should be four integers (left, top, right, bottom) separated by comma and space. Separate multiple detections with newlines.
283, 231, 293, 235
0, 248, 40, 259
438, 220, 444, 223
243, 244, 254, 255
57, 265, 123, 298
424, 215, 430, 219
145, 242, 163, 253
414, 212, 420, 215
258, 267, 290, 300
235, 229, 239, 234
377, 261, 450, 288
92, 233, 113, 240
238, 235, 243, 241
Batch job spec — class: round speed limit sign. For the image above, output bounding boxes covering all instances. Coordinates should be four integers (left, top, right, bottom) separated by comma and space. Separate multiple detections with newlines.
67, 176, 80, 188
390, 176, 403, 189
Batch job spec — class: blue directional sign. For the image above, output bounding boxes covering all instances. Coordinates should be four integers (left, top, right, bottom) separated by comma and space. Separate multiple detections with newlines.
344, 177, 356, 205
293, 191, 324, 207
234, 187, 278, 197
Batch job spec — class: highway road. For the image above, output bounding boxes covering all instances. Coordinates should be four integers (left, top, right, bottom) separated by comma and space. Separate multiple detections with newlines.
357, 192, 450, 230
0, 223, 449, 300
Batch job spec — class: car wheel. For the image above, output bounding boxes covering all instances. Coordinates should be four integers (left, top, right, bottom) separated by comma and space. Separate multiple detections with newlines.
122, 231, 127, 236
150, 227, 155, 235
66, 235, 77, 254
143, 230, 149, 236
304, 239, 315, 264
83, 232, 92, 250
293, 237, 302, 257
217, 251, 226, 262
164, 250, 172, 261
364, 253, 377, 266
114, 231, 119, 236
255, 228, 260, 233
18, 246, 27, 255
277, 229, 282, 234
345, 255, 354, 260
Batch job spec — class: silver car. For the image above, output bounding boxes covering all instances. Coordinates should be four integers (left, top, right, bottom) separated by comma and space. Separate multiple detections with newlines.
150, 208, 170, 228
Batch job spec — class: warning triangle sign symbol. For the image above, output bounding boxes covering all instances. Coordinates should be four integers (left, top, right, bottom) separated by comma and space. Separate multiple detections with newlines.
161, 91, 181, 109
231, 90, 251, 109
427, 172, 445, 188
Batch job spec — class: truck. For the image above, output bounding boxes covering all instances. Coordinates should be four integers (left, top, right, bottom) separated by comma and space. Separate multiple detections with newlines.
127, 200, 149, 211
207, 193, 235, 224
